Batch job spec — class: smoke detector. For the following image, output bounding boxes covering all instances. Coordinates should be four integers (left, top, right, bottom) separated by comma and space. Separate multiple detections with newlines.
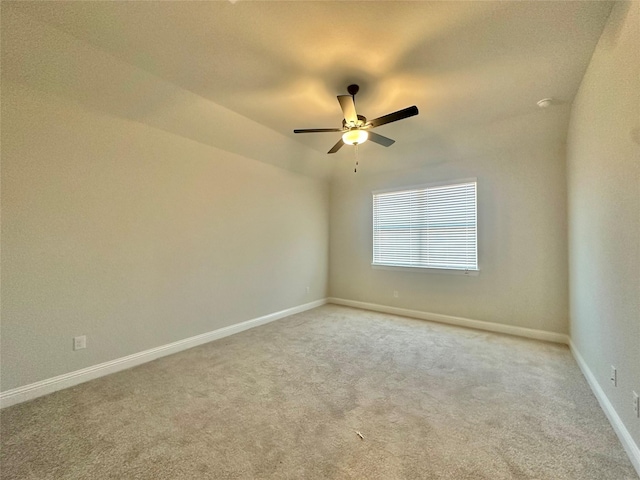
537, 98, 553, 108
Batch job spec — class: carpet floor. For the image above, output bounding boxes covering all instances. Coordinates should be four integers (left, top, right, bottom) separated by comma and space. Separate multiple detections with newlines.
1, 305, 637, 479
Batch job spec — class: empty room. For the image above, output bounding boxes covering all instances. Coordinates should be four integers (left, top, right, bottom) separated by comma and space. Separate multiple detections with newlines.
1, 1, 638, 479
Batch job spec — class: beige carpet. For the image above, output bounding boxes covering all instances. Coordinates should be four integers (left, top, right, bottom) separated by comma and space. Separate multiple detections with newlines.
1, 305, 637, 479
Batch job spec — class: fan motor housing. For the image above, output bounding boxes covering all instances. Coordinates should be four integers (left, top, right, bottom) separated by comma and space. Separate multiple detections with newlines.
343, 115, 367, 129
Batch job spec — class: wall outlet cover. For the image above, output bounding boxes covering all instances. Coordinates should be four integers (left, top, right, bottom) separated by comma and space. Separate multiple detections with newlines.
73, 336, 87, 351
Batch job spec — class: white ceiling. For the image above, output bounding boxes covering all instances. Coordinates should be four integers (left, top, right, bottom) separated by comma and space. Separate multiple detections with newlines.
3, 1, 614, 178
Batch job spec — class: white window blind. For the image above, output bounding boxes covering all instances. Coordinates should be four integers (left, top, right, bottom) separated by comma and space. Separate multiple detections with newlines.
373, 181, 477, 271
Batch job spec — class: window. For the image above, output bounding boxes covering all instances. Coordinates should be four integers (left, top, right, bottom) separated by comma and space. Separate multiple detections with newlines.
372, 181, 477, 271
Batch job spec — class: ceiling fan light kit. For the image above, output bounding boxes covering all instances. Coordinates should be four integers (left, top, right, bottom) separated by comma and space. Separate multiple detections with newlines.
342, 129, 368, 145
294, 84, 419, 154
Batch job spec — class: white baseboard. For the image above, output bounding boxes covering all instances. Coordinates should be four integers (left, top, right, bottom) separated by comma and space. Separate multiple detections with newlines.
570, 341, 640, 477
0, 299, 327, 409
327, 297, 569, 344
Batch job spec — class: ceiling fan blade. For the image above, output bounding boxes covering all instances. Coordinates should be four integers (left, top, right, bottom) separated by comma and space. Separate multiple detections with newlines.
328, 139, 345, 154
337, 95, 358, 125
368, 105, 419, 129
294, 128, 343, 133
367, 131, 396, 147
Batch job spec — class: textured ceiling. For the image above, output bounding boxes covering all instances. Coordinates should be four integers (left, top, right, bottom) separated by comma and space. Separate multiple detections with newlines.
2, 1, 614, 177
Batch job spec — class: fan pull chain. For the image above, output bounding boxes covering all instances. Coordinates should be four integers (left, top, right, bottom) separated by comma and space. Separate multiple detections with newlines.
354, 143, 359, 173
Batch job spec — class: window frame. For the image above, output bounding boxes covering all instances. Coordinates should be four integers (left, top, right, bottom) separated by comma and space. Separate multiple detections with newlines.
371, 178, 479, 275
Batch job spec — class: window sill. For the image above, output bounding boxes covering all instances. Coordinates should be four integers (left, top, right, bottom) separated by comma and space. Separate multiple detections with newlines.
371, 264, 480, 276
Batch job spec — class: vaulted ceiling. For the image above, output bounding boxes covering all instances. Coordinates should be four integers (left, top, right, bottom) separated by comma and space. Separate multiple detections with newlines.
2, 1, 614, 178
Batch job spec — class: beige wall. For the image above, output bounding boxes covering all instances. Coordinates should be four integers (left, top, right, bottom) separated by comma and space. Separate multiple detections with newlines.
567, 0, 640, 449
329, 143, 569, 334
1, 82, 329, 391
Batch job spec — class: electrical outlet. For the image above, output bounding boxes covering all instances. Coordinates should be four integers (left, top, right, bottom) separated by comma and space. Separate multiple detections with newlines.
610, 366, 617, 387
633, 391, 639, 418
306, 286, 310, 294
393, 290, 399, 298
73, 335, 86, 351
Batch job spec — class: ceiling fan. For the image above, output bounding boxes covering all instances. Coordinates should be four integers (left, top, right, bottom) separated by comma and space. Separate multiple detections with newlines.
293, 84, 419, 154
